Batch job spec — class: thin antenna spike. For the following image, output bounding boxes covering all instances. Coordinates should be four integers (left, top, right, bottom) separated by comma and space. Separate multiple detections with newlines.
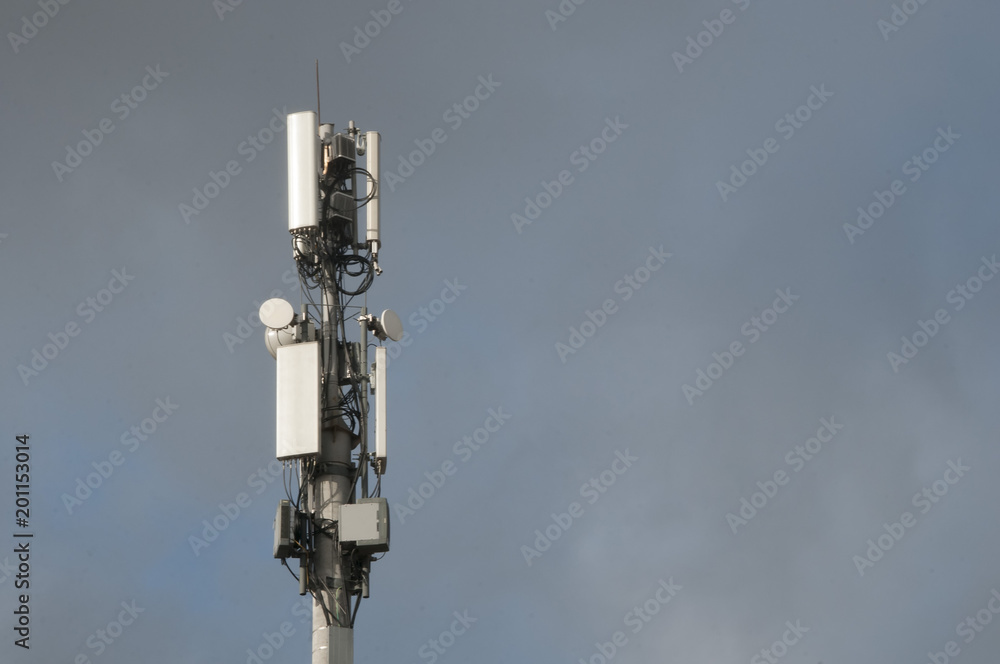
315, 60, 321, 126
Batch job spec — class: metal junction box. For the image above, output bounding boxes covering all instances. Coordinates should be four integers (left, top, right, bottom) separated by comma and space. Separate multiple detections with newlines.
338, 498, 389, 553
273, 499, 298, 559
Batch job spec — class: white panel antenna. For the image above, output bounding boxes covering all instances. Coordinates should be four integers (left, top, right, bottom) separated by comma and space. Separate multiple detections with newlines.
364, 131, 380, 253
375, 346, 387, 474
287, 111, 319, 231
276, 341, 321, 459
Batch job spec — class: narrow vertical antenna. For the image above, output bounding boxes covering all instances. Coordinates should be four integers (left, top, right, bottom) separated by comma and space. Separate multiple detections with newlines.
315, 60, 321, 126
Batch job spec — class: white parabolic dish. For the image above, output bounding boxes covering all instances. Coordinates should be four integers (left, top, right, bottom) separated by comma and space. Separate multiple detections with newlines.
260, 298, 295, 329
380, 309, 403, 342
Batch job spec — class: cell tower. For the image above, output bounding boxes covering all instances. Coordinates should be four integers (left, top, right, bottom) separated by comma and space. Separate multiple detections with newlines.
258, 109, 400, 664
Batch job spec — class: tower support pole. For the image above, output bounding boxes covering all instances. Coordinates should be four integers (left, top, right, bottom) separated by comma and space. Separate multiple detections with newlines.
311, 267, 354, 664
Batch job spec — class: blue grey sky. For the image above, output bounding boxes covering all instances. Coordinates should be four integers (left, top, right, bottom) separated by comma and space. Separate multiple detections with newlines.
3, 0, 1000, 662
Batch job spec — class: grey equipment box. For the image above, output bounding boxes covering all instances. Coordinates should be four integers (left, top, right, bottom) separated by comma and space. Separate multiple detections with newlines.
273, 499, 298, 559
338, 498, 389, 554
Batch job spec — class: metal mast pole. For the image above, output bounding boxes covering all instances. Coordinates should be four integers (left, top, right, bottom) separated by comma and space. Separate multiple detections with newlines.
311, 272, 354, 664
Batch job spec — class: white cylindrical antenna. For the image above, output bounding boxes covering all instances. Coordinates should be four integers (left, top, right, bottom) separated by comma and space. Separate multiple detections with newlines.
287, 111, 319, 231
365, 131, 380, 253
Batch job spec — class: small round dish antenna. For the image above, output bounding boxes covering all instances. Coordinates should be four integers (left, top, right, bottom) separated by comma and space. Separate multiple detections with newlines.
378, 309, 403, 342
260, 298, 295, 329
